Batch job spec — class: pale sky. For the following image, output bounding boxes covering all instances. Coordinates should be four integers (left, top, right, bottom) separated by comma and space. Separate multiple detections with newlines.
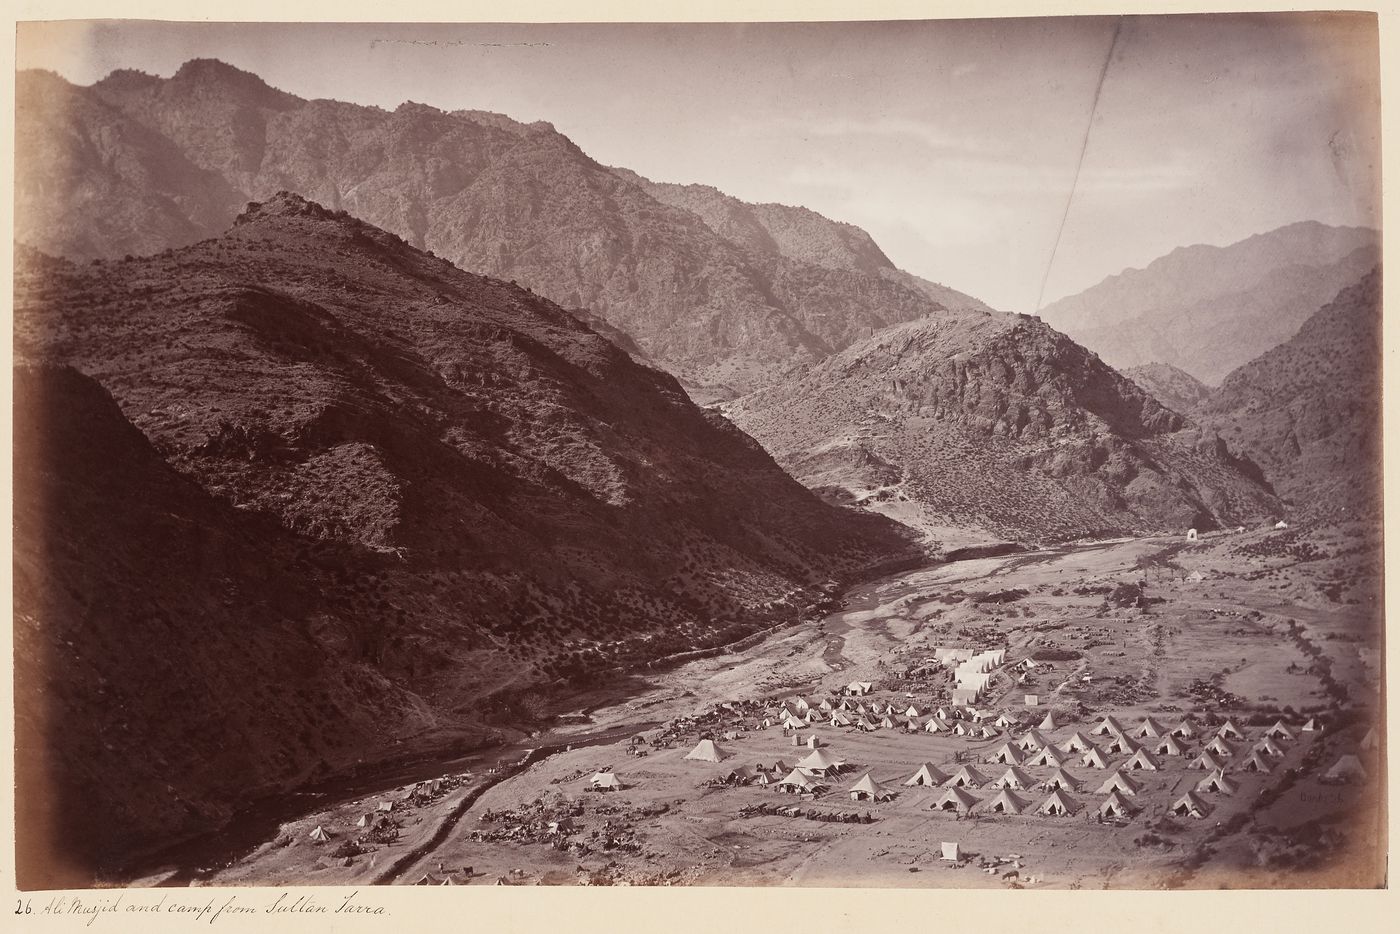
17, 15, 1382, 312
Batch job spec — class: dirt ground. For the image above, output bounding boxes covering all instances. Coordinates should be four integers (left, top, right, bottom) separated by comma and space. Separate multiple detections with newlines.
202, 520, 1385, 889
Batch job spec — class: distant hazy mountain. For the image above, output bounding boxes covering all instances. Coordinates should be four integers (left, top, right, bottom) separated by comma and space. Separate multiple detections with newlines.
614, 170, 996, 317
16, 60, 990, 398
1040, 222, 1379, 384
1194, 269, 1381, 515
13, 193, 918, 881
1123, 363, 1212, 415
727, 309, 1278, 545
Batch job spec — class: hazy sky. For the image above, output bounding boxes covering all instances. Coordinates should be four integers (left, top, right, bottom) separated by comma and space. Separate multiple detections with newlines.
17, 15, 1382, 311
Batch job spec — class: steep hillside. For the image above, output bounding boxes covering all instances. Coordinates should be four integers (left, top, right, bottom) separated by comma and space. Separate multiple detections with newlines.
728, 310, 1278, 546
13, 193, 918, 881
1041, 222, 1379, 384
1123, 362, 1212, 414
13, 363, 441, 887
1193, 269, 1382, 514
15, 60, 989, 397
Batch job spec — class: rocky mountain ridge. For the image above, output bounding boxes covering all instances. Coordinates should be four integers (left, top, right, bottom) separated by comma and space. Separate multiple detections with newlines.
16, 60, 989, 398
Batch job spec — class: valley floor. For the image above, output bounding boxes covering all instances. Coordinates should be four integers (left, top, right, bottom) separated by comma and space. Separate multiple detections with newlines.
179, 521, 1383, 889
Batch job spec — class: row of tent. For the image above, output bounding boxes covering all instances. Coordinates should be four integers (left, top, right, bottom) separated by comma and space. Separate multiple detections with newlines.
779, 696, 1020, 724
930, 778, 1226, 820
770, 704, 1324, 745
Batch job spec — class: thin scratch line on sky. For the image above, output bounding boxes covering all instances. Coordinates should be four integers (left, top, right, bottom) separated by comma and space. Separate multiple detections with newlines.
1035, 18, 1123, 315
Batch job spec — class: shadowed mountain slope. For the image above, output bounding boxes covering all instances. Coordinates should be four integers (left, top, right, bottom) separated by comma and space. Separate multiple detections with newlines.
13, 193, 919, 882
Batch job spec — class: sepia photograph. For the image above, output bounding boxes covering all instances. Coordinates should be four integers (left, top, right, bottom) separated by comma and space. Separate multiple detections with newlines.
8, 3, 1389, 907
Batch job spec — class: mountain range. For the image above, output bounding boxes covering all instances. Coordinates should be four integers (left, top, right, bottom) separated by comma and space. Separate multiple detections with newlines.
11, 56, 1376, 882
727, 309, 1279, 546
12, 193, 919, 882
16, 60, 990, 399
1040, 221, 1379, 385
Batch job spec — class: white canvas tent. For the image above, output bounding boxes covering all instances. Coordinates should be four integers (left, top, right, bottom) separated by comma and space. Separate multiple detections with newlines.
723, 765, 757, 785
1016, 729, 1050, 751
1133, 717, 1165, 739
1091, 716, 1125, 737
795, 748, 846, 775
683, 738, 730, 762
1098, 788, 1133, 819
991, 766, 1034, 790
934, 785, 979, 812
943, 765, 989, 789
1037, 789, 1079, 816
775, 768, 825, 794
308, 825, 332, 843
1153, 735, 1185, 757
904, 763, 949, 787
983, 788, 1030, 815
1195, 769, 1237, 796
1026, 743, 1069, 768
1324, 755, 1368, 783
1189, 750, 1226, 772
590, 771, 624, 791
1206, 736, 1236, 758
1123, 748, 1159, 771
1081, 747, 1112, 770
1059, 731, 1096, 753
1095, 770, 1140, 797
987, 743, 1025, 765
1171, 791, 1210, 819
1041, 768, 1081, 792
848, 772, 894, 802
1241, 751, 1272, 774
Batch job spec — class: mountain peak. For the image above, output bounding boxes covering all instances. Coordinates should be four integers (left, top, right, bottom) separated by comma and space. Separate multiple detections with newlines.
173, 57, 261, 83
165, 58, 299, 108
